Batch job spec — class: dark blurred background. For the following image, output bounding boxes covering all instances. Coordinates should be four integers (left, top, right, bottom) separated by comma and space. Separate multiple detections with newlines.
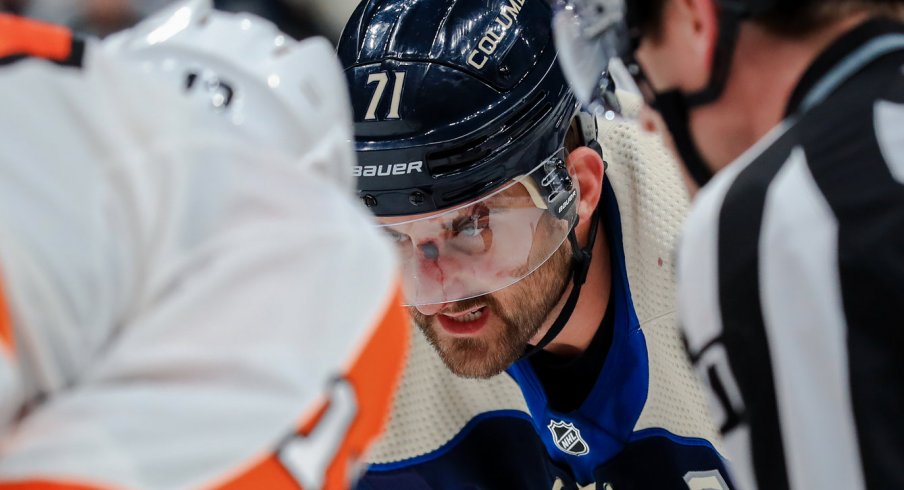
0, 0, 358, 44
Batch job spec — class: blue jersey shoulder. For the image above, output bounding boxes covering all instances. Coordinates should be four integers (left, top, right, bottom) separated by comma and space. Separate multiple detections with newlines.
358, 417, 734, 489
358, 412, 568, 489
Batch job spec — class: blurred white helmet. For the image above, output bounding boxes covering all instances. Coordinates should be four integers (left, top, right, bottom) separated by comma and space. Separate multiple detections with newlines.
103, 0, 355, 186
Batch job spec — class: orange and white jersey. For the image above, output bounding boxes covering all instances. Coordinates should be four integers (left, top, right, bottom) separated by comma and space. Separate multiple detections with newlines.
0, 15, 408, 490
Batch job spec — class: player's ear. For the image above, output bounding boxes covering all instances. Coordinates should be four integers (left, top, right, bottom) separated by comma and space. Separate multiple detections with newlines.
679, 0, 720, 77
635, 0, 719, 95
566, 146, 605, 246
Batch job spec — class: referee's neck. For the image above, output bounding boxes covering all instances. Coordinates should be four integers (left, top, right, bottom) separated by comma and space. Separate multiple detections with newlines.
709, 13, 871, 169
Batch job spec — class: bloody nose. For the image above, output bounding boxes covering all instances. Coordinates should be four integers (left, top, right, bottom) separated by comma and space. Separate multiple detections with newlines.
419, 241, 439, 260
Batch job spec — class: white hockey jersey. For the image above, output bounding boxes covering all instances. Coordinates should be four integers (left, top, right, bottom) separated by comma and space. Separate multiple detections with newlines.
360, 93, 729, 489
0, 15, 408, 490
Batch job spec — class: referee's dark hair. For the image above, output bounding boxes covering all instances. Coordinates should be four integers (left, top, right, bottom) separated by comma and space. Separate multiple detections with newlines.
632, 0, 904, 40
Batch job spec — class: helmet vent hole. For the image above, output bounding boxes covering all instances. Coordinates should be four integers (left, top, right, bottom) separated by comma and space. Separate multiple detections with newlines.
362, 194, 378, 207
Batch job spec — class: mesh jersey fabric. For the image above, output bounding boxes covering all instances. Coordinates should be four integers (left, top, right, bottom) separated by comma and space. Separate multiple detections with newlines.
366, 91, 723, 466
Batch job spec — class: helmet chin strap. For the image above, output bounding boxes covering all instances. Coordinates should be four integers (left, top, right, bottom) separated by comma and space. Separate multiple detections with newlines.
654, 90, 713, 187
521, 203, 602, 358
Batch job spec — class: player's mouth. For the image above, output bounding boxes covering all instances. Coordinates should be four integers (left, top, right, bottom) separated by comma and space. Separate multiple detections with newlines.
437, 305, 489, 336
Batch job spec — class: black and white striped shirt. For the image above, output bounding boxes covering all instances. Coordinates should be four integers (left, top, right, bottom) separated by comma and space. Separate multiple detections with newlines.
679, 19, 904, 490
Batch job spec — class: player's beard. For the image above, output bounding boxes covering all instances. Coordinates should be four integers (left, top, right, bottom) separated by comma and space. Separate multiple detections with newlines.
411, 242, 572, 379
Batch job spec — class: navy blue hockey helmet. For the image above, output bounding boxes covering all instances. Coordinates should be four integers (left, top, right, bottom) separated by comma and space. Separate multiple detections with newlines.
340, 0, 599, 308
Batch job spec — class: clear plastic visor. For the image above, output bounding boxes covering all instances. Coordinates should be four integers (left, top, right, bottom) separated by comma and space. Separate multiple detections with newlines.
378, 157, 578, 307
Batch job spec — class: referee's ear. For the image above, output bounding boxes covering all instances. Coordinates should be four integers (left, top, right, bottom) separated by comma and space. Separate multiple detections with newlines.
566, 146, 605, 247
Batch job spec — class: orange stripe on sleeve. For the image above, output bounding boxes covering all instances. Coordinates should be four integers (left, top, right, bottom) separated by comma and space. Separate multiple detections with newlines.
0, 14, 72, 61
317, 284, 409, 490
217, 284, 410, 490
0, 275, 14, 357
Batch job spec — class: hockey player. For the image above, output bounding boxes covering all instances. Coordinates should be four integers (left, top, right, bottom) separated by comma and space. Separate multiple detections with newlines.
0, 3, 407, 489
338, 0, 734, 487
552, 0, 904, 488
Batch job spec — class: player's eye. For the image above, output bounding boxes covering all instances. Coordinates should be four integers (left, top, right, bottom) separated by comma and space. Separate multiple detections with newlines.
451, 205, 490, 237
385, 229, 411, 244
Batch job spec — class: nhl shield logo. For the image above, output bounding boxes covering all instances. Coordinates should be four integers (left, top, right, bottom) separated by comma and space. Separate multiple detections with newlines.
547, 420, 590, 456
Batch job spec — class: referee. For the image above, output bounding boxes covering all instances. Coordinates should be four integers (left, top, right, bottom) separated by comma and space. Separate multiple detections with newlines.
551, 1, 904, 489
